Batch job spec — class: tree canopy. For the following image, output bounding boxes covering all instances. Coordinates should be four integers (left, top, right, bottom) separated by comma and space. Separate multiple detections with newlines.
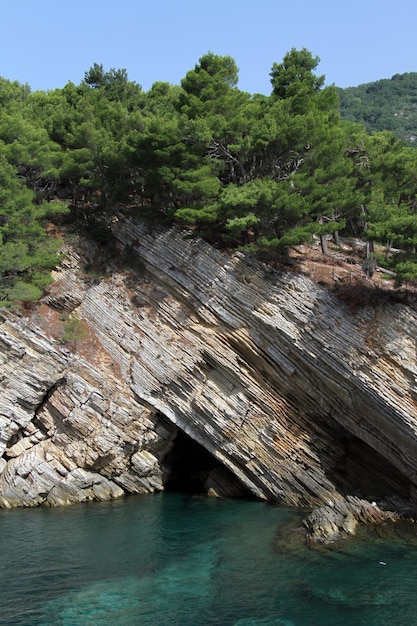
1, 50, 417, 306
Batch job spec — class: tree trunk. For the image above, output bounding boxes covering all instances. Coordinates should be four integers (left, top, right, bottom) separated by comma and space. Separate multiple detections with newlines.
385, 240, 392, 262
319, 216, 328, 255
319, 233, 329, 255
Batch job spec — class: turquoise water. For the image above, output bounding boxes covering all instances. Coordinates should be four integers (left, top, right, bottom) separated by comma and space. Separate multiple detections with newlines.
1, 493, 417, 625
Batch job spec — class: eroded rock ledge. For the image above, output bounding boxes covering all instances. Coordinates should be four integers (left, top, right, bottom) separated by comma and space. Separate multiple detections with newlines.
303, 497, 399, 544
1, 219, 417, 538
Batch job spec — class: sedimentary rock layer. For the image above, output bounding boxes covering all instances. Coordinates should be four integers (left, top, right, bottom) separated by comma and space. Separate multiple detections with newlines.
1, 219, 417, 514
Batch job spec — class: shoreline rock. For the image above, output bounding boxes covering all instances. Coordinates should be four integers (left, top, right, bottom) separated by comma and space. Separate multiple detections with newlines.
302, 496, 401, 544
1, 219, 417, 536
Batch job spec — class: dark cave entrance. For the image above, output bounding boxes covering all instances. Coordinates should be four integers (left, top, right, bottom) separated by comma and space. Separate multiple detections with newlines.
335, 434, 413, 500
314, 411, 414, 501
162, 429, 252, 499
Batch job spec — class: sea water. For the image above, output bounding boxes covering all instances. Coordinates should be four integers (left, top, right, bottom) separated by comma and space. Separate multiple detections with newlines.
1, 492, 416, 625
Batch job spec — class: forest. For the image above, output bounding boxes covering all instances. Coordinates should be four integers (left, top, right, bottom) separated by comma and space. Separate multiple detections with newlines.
338, 72, 417, 145
1, 48, 417, 306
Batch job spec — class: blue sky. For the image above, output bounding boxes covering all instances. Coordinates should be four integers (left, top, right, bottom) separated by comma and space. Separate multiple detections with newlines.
1, 0, 416, 94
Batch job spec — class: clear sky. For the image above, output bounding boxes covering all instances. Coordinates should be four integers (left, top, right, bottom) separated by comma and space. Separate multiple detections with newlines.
1, 0, 416, 94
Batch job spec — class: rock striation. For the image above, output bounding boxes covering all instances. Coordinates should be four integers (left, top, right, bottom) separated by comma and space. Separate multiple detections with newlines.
1, 218, 417, 538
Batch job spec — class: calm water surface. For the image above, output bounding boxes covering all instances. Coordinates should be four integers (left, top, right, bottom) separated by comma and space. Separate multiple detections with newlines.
1, 493, 417, 625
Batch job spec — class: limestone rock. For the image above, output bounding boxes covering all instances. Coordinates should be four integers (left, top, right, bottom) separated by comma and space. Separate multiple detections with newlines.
1, 219, 417, 526
303, 496, 399, 544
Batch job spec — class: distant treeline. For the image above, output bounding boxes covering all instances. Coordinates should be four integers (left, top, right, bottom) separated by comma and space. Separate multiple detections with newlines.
339, 72, 417, 145
1, 49, 417, 305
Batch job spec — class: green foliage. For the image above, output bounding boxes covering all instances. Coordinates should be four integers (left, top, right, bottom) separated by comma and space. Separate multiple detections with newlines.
0, 123, 67, 305
338, 73, 417, 145
179, 52, 239, 120
2, 51, 417, 288
8, 281, 42, 303
226, 213, 259, 238
61, 315, 88, 350
175, 203, 220, 227
270, 48, 325, 105
392, 258, 417, 284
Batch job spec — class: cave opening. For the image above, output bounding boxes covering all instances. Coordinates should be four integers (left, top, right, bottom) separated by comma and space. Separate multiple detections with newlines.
162, 429, 253, 499
335, 434, 412, 500
316, 412, 413, 501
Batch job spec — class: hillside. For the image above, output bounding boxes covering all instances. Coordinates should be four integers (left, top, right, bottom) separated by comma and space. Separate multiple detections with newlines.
338, 72, 417, 145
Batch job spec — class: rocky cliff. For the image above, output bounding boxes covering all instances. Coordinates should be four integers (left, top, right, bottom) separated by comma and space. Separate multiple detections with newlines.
1, 219, 417, 538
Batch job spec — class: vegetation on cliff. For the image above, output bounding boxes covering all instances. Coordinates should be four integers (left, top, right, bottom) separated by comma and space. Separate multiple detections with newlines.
1, 50, 417, 305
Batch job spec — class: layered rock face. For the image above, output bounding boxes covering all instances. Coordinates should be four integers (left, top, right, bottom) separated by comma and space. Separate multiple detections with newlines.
1, 219, 417, 525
